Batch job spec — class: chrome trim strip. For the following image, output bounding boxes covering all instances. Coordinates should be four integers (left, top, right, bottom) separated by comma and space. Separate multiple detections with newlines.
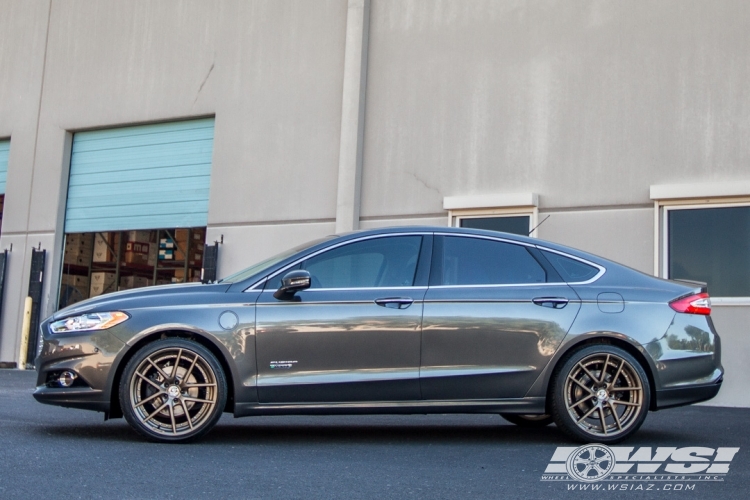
258, 368, 419, 387
261, 286, 428, 293
428, 282, 566, 289
419, 365, 535, 378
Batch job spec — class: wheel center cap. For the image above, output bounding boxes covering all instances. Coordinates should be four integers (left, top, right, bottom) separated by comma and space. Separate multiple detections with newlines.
167, 385, 181, 398
596, 389, 609, 402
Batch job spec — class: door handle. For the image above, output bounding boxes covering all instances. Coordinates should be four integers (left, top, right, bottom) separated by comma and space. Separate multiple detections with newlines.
532, 297, 569, 309
374, 297, 414, 309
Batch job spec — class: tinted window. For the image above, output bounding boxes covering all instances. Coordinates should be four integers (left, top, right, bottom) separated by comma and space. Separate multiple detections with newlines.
439, 236, 546, 285
669, 206, 750, 297
300, 236, 422, 288
459, 216, 530, 236
541, 250, 599, 282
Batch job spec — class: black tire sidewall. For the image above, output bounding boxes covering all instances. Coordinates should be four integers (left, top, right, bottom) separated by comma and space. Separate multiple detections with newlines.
551, 344, 651, 444
500, 413, 554, 428
119, 338, 228, 443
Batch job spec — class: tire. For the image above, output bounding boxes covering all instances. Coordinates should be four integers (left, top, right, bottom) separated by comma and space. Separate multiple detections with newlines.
119, 338, 227, 443
550, 344, 650, 444
500, 414, 554, 427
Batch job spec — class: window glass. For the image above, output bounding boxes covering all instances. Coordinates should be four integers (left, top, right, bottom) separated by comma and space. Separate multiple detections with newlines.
668, 206, 750, 297
440, 236, 546, 285
300, 236, 422, 289
541, 250, 599, 283
459, 216, 530, 236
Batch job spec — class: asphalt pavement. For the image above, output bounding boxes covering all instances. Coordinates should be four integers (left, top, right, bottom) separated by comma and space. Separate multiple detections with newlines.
1, 369, 748, 499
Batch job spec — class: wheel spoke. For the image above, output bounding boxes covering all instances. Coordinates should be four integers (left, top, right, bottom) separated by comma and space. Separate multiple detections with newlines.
611, 386, 641, 392
179, 399, 194, 430
608, 401, 623, 431
599, 407, 608, 435
576, 404, 599, 424
609, 358, 625, 389
173, 349, 183, 382
181, 354, 198, 383
568, 375, 596, 394
567, 393, 594, 410
136, 371, 163, 391
577, 363, 599, 385
599, 354, 611, 384
168, 402, 177, 434
182, 396, 215, 404
143, 400, 170, 423
610, 399, 640, 407
146, 357, 171, 382
134, 391, 164, 408
183, 383, 217, 388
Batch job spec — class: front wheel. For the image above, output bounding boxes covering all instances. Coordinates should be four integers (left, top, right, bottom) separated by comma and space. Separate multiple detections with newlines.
551, 344, 650, 443
119, 338, 227, 443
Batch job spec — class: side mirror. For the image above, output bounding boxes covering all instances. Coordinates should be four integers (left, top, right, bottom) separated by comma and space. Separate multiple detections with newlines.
273, 270, 312, 300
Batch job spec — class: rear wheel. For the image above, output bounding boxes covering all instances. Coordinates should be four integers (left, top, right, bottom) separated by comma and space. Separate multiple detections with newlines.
120, 338, 227, 443
551, 344, 650, 443
500, 414, 554, 427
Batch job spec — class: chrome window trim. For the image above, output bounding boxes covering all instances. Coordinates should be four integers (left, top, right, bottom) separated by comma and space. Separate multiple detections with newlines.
260, 286, 428, 293
244, 232, 431, 292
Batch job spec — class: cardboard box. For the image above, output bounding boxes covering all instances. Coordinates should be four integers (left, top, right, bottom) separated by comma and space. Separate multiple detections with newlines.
159, 238, 175, 250
124, 241, 151, 266
159, 249, 174, 260
61, 274, 90, 288
120, 275, 150, 289
93, 233, 115, 262
63, 247, 92, 266
90, 272, 117, 297
126, 230, 151, 243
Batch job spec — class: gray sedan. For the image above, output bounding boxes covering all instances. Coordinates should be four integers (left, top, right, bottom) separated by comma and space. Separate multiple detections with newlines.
34, 227, 723, 443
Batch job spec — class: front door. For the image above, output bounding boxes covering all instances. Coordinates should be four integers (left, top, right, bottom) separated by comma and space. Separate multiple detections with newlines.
256, 234, 429, 403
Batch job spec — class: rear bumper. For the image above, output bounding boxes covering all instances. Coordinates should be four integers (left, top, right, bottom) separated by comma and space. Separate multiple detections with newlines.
654, 378, 723, 410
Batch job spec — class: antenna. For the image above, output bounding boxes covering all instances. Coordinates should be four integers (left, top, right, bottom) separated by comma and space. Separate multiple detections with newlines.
528, 215, 550, 236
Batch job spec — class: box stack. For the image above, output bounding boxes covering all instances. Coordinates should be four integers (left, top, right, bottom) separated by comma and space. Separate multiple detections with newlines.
174, 228, 205, 265
120, 275, 150, 289
63, 233, 94, 266
93, 232, 117, 262
173, 268, 202, 283
60, 274, 90, 305
159, 235, 175, 261
123, 230, 153, 266
90, 271, 117, 297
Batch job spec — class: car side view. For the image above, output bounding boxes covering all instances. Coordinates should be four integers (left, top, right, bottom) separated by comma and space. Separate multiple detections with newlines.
33, 227, 723, 443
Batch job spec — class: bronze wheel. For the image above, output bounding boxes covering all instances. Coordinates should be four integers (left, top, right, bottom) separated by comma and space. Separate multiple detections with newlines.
552, 345, 650, 443
120, 338, 227, 442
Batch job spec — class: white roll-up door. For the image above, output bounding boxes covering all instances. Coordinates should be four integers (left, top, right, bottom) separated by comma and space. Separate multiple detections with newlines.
65, 118, 214, 233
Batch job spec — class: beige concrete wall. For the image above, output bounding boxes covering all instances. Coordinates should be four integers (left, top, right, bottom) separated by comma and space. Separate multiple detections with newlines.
702, 306, 750, 407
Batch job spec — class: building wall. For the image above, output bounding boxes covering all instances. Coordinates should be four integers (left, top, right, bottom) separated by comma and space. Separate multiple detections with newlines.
0, 0, 748, 406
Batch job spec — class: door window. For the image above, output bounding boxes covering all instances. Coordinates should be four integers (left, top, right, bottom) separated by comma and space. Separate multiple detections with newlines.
300, 236, 423, 289
437, 236, 546, 285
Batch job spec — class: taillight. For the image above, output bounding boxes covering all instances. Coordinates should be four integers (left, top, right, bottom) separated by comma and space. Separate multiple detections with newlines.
669, 292, 711, 315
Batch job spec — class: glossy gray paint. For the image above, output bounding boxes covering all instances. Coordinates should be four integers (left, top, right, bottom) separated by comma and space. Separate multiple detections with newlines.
33, 227, 722, 420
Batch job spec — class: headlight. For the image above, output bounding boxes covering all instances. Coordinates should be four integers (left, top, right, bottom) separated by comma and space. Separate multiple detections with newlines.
50, 312, 130, 333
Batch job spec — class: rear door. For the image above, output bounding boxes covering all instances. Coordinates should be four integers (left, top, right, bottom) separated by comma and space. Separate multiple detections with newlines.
255, 234, 431, 403
420, 234, 580, 400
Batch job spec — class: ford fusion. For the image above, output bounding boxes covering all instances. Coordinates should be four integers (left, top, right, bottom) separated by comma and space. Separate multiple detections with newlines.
34, 227, 723, 443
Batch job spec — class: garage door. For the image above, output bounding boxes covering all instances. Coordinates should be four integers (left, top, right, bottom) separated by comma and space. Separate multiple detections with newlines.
64, 118, 214, 233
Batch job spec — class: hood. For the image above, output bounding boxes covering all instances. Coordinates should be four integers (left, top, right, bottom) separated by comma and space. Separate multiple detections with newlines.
52, 282, 232, 320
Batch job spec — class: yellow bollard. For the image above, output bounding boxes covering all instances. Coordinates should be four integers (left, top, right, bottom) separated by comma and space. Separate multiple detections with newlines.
18, 296, 32, 370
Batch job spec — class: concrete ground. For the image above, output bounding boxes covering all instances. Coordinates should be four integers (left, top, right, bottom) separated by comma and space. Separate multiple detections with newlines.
1, 369, 747, 499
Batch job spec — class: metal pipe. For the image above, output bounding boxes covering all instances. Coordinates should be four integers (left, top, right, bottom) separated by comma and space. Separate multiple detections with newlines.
18, 296, 32, 370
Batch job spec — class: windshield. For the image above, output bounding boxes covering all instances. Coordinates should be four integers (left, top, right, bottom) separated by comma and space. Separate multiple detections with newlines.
219, 235, 336, 284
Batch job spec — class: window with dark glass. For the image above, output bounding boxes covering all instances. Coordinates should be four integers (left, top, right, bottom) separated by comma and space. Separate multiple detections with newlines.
668, 206, 750, 297
459, 216, 530, 236
299, 236, 422, 289
439, 236, 546, 286
541, 250, 599, 283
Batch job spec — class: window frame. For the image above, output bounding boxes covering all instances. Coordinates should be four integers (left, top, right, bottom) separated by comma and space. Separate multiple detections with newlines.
658, 198, 750, 304
449, 207, 539, 238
